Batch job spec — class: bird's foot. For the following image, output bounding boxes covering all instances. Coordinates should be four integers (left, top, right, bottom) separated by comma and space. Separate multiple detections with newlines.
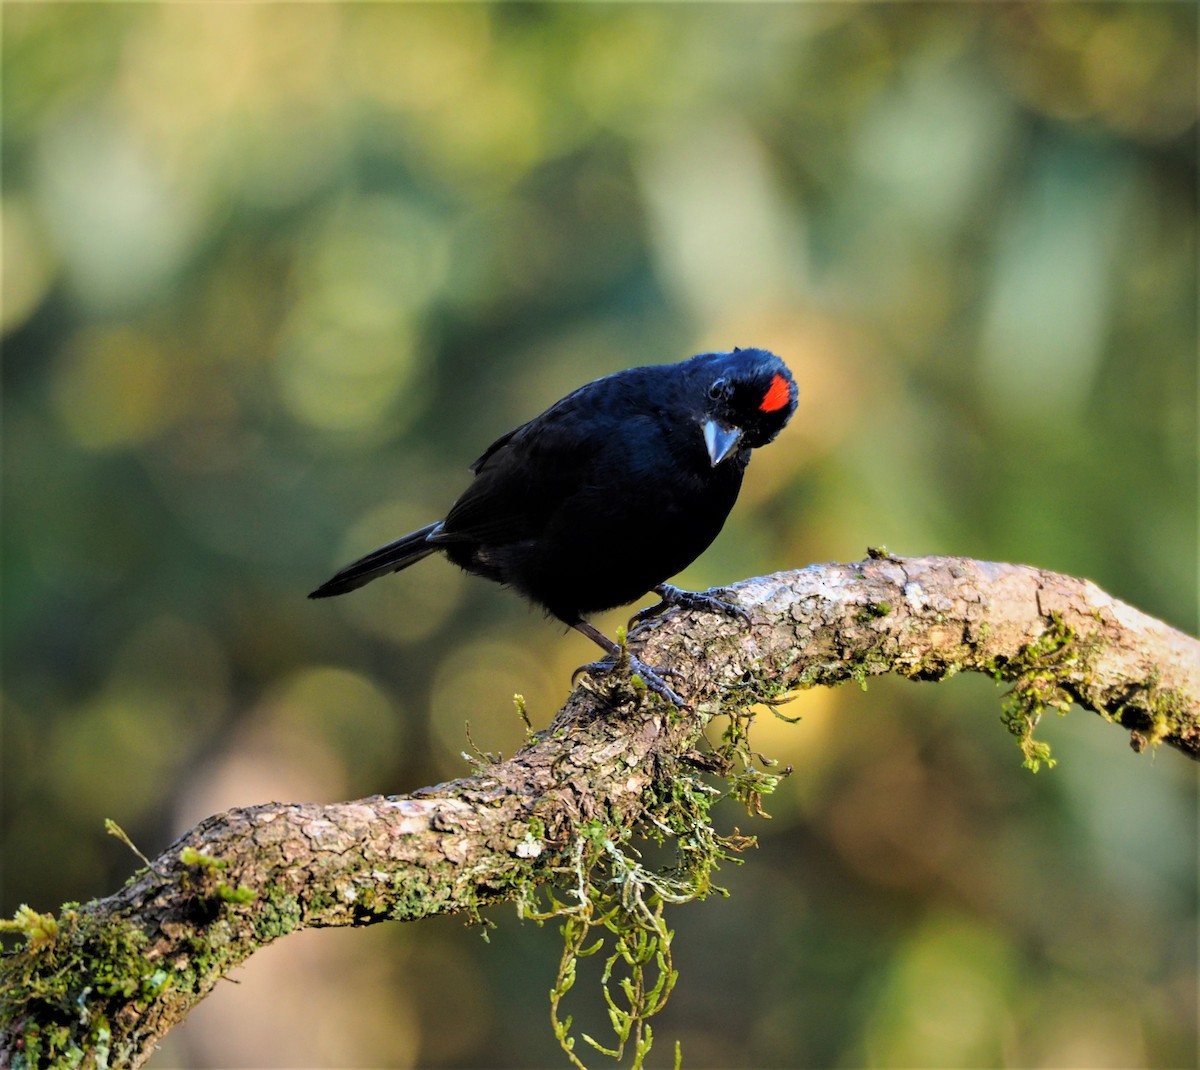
569, 620, 692, 708
572, 654, 690, 710
629, 582, 751, 628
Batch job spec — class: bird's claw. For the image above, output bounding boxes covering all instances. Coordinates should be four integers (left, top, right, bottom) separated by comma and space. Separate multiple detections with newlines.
629, 583, 751, 628
572, 657, 691, 710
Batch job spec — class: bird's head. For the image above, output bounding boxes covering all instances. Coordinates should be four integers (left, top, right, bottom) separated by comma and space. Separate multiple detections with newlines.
696, 347, 798, 466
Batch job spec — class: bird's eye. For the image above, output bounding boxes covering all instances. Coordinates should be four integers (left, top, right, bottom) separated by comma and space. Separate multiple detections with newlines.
708, 377, 728, 400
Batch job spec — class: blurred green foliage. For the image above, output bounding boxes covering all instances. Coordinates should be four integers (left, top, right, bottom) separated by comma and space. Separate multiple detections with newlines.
2, 4, 1195, 1067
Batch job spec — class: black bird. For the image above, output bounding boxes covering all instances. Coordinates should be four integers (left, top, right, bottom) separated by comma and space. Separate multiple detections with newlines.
310, 347, 797, 706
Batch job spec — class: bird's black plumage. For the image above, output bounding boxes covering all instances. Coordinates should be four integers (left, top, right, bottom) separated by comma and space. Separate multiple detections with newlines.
310, 347, 797, 705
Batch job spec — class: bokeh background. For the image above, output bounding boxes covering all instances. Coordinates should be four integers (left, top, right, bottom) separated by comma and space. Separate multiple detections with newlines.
3, 4, 1196, 1067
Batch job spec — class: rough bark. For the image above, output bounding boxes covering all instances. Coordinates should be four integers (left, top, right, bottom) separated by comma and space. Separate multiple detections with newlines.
2, 556, 1197, 1068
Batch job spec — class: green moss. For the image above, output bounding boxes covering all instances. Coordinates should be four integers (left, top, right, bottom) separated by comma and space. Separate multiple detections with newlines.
179, 846, 227, 871
104, 819, 150, 870
789, 643, 895, 695
855, 601, 893, 622
527, 814, 705, 1070
250, 885, 303, 943
513, 692, 536, 740
1145, 686, 1191, 745
897, 652, 964, 684
848, 647, 895, 691
353, 884, 381, 916
1113, 679, 1193, 754
212, 881, 253, 905
518, 683, 787, 1069
0, 906, 59, 953
0, 906, 172, 1068
179, 845, 257, 911
987, 612, 1102, 771
306, 888, 337, 915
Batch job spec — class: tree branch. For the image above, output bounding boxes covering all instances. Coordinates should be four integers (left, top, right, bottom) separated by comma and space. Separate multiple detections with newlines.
3, 556, 1197, 1067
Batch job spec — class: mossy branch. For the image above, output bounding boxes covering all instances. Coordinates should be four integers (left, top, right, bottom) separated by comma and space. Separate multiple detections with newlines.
3, 556, 1197, 1067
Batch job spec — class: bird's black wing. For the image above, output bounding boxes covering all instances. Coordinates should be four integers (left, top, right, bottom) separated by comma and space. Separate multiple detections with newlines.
435, 377, 626, 548
464, 373, 608, 475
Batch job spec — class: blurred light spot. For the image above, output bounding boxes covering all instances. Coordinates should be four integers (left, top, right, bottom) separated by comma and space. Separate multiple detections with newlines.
979, 143, 1132, 422
46, 617, 231, 823
748, 687, 837, 765
1, 197, 57, 334
344, 5, 491, 114
826, 736, 967, 891
996, 7, 1100, 123
264, 666, 405, 792
276, 196, 446, 434
275, 318, 422, 433
401, 938, 492, 1063
1021, 987, 1147, 1068
305, 196, 450, 323
174, 720, 345, 832
862, 914, 1015, 1068
428, 639, 552, 772
120, 5, 260, 132
52, 325, 179, 450
231, 112, 352, 211
998, 5, 1196, 141
171, 928, 420, 1068
832, 380, 969, 552
173, 665, 401, 829
121, 6, 351, 209
34, 106, 201, 311
1054, 712, 1196, 904
639, 117, 804, 318
856, 65, 1014, 231
571, 12, 677, 131
504, 323, 628, 423
347, 6, 543, 191
111, 616, 231, 735
1081, 10, 1181, 137
48, 686, 190, 822
332, 503, 469, 645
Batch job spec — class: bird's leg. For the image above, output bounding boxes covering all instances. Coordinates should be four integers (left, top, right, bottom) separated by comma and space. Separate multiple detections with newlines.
629, 582, 752, 628
570, 619, 690, 709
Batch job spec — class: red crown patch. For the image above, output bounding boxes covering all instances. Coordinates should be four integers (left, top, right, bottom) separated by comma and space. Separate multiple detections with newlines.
759, 373, 791, 413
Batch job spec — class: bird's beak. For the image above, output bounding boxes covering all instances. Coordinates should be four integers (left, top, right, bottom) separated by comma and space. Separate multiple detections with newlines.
703, 419, 743, 466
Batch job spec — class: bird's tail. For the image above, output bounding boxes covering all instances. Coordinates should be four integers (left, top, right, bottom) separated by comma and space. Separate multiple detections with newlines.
308, 521, 443, 598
